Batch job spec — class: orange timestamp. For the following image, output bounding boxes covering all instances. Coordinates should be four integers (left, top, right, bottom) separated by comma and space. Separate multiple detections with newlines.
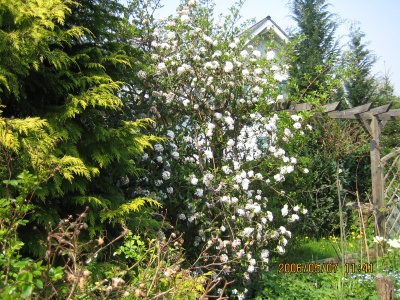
278, 262, 339, 274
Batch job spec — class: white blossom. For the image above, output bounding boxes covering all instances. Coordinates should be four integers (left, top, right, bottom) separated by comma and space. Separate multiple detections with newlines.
190, 177, 198, 185
166, 31, 176, 40
281, 204, 289, 217
243, 227, 254, 236
204, 150, 213, 159
267, 211, 273, 222
137, 70, 147, 79
222, 165, 232, 174
237, 209, 245, 216
252, 50, 261, 58
195, 188, 204, 197
373, 236, 386, 244
288, 214, 300, 222
247, 265, 255, 273
212, 50, 222, 58
238, 50, 248, 58
387, 238, 400, 249
224, 61, 234, 73
220, 254, 228, 263
277, 245, 285, 254
274, 173, 284, 182
266, 50, 275, 60
293, 122, 302, 129
157, 62, 167, 71
181, 15, 190, 23
162, 171, 171, 180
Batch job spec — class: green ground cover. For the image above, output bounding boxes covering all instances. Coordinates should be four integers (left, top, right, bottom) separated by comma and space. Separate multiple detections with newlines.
254, 236, 400, 299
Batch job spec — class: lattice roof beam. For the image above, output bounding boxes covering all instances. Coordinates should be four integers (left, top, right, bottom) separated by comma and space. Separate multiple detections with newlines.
285, 101, 340, 113
356, 104, 392, 136
322, 101, 341, 113
378, 109, 400, 121
328, 103, 373, 119
359, 104, 391, 119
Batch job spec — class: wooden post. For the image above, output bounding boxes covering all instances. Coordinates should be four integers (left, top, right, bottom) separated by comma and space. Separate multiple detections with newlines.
375, 274, 394, 300
370, 116, 386, 255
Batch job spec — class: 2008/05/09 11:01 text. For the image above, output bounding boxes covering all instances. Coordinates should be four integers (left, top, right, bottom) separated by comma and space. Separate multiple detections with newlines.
278, 263, 374, 274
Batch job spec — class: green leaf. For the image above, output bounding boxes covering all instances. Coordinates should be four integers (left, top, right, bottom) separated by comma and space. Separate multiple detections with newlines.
21, 284, 34, 298
3, 180, 19, 186
17, 271, 33, 283
49, 266, 63, 280
33, 278, 43, 289
13, 260, 31, 269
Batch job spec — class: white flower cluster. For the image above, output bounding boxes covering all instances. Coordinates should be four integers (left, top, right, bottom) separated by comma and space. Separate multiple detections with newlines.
374, 236, 400, 249
134, 1, 311, 294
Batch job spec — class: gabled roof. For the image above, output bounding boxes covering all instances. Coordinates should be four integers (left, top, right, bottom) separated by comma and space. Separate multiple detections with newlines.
246, 16, 288, 44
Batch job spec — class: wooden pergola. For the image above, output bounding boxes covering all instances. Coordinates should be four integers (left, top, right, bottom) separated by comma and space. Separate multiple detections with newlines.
285, 101, 400, 245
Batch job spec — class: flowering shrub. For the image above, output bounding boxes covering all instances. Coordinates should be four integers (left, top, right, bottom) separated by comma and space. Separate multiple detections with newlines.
132, 0, 311, 296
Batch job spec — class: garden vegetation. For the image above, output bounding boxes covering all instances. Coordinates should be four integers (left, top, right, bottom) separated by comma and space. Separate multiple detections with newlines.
0, 0, 399, 299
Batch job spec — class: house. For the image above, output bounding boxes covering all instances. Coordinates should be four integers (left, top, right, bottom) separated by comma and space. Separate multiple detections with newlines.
245, 15, 289, 52
245, 16, 290, 96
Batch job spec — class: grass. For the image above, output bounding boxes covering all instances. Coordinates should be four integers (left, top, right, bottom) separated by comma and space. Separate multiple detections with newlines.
283, 236, 340, 263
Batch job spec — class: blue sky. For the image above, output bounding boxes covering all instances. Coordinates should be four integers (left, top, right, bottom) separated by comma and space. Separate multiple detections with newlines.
154, 0, 400, 96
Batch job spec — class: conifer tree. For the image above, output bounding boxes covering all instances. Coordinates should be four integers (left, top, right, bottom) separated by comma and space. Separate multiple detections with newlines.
0, 0, 161, 252
376, 71, 400, 149
284, 1, 371, 237
288, 0, 340, 103
343, 26, 377, 107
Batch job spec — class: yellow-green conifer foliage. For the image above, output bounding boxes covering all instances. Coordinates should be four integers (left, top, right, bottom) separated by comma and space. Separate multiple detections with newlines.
0, 0, 162, 248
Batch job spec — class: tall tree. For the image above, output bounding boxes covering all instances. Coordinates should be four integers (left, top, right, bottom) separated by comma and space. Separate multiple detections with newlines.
0, 0, 161, 254
288, 0, 340, 103
375, 68, 399, 106
376, 70, 400, 149
284, 1, 371, 238
343, 26, 377, 107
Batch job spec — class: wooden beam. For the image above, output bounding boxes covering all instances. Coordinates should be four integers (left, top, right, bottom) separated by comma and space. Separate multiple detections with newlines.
378, 109, 400, 120
360, 119, 373, 136
381, 147, 400, 163
288, 102, 313, 112
328, 103, 373, 119
272, 102, 290, 111
359, 104, 391, 119
322, 101, 340, 113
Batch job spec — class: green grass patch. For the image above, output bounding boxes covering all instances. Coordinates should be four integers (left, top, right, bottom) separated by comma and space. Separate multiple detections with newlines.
282, 237, 340, 263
